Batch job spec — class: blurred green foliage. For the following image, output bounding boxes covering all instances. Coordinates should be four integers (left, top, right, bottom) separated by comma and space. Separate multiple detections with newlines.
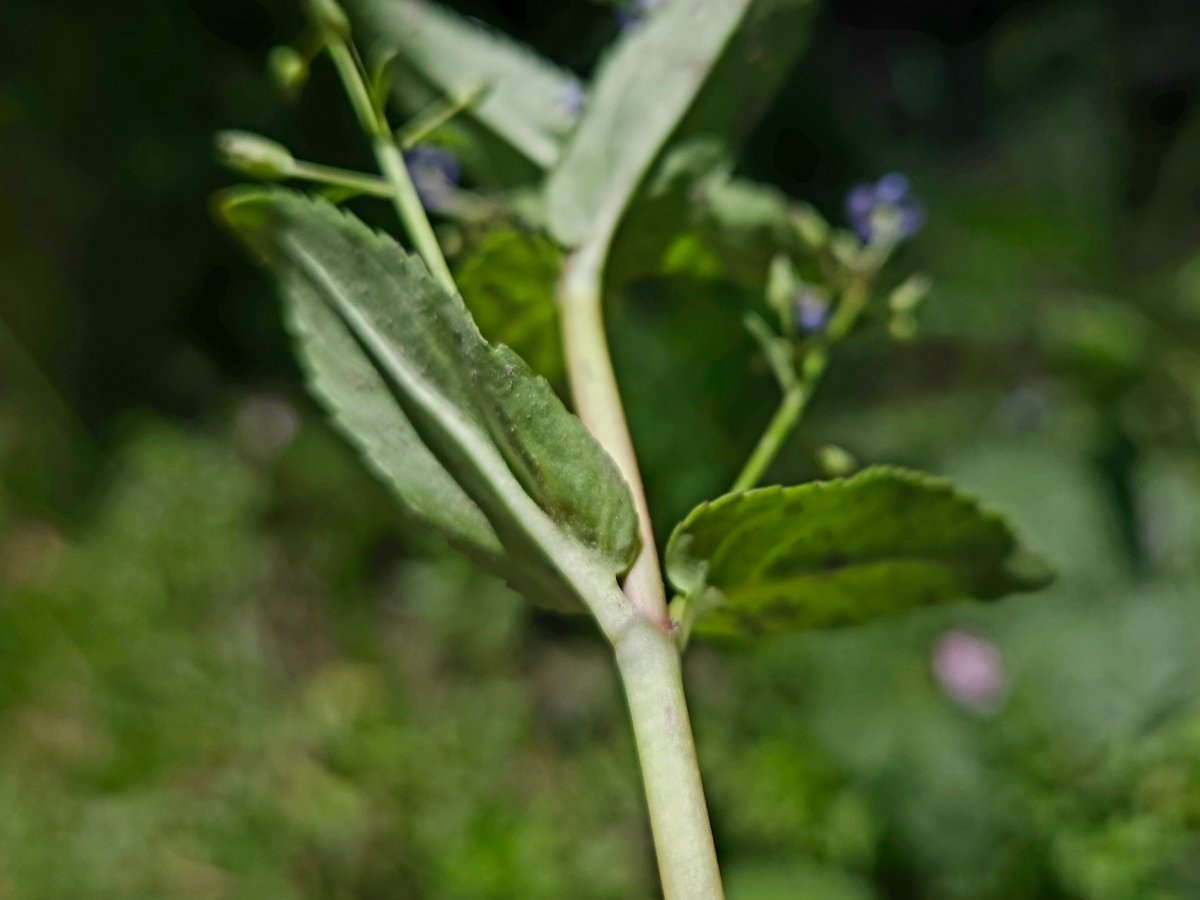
3, 0, 1200, 897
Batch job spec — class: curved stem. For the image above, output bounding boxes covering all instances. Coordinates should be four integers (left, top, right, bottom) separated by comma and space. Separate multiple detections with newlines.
731, 385, 807, 492
326, 39, 456, 294
559, 238, 670, 630
558, 233, 723, 897
615, 623, 724, 900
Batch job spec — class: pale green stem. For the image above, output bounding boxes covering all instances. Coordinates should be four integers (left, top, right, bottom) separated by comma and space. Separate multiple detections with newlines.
325, 40, 457, 294
614, 622, 725, 900
559, 236, 670, 630
558, 229, 723, 897
396, 82, 489, 149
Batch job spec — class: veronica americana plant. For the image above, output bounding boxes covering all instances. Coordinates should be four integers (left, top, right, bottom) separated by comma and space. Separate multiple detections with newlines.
214, 1, 1052, 895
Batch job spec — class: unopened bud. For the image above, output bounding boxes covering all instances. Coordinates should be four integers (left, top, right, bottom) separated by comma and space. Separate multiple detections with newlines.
816, 444, 858, 477
268, 46, 309, 99
791, 203, 830, 251
888, 273, 932, 313
829, 232, 861, 270
215, 131, 296, 180
766, 254, 798, 330
307, 0, 352, 39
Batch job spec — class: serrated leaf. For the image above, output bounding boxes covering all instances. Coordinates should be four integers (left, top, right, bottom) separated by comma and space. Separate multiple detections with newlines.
666, 467, 1053, 640
220, 187, 640, 616
546, 0, 814, 248
351, 0, 583, 170
455, 228, 565, 387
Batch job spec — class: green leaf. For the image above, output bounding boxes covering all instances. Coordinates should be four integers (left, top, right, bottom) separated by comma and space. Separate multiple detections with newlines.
220, 187, 640, 616
666, 467, 1053, 640
545, 0, 814, 248
351, 0, 582, 170
455, 228, 565, 387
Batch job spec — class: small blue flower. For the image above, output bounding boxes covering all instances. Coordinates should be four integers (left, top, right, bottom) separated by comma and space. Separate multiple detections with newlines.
792, 287, 829, 334
405, 145, 460, 212
845, 172, 925, 245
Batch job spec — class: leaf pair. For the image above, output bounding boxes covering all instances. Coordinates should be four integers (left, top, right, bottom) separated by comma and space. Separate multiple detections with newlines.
219, 189, 640, 621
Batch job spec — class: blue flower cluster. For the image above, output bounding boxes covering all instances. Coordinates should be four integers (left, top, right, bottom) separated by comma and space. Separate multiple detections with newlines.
845, 173, 924, 245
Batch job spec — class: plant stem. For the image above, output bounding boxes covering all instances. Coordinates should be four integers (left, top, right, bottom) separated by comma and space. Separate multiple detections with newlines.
614, 622, 725, 900
731, 385, 807, 492
325, 39, 457, 294
558, 232, 723, 895
290, 161, 393, 197
396, 81, 489, 149
559, 237, 670, 630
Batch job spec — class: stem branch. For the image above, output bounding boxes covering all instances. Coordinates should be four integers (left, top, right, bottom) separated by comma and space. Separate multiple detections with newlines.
326, 40, 456, 294
731, 272, 873, 491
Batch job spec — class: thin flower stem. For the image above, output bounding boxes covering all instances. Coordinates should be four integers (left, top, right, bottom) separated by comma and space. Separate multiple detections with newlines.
396, 82, 490, 149
731, 385, 808, 492
325, 39, 457, 294
290, 161, 393, 197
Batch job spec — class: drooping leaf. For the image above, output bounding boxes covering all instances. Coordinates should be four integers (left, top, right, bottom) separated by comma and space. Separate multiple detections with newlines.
545, 0, 814, 248
666, 467, 1053, 640
455, 228, 565, 387
350, 0, 583, 170
220, 187, 640, 616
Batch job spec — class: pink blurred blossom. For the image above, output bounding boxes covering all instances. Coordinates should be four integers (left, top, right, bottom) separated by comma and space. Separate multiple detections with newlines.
932, 630, 1007, 714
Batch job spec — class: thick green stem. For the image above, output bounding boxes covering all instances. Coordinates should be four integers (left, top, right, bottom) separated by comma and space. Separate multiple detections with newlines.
326, 40, 456, 294
614, 623, 725, 900
559, 232, 722, 895
559, 238, 670, 630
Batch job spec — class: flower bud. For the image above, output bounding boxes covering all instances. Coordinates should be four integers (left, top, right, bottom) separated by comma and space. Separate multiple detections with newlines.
214, 131, 296, 180
268, 46, 309, 99
816, 444, 857, 477
791, 203, 830, 251
766, 254, 798, 330
887, 273, 932, 313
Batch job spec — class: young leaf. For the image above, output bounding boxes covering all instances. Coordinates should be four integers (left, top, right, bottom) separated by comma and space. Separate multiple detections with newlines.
666, 467, 1053, 640
350, 0, 583, 170
455, 228, 565, 387
545, 0, 814, 248
219, 188, 640, 620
